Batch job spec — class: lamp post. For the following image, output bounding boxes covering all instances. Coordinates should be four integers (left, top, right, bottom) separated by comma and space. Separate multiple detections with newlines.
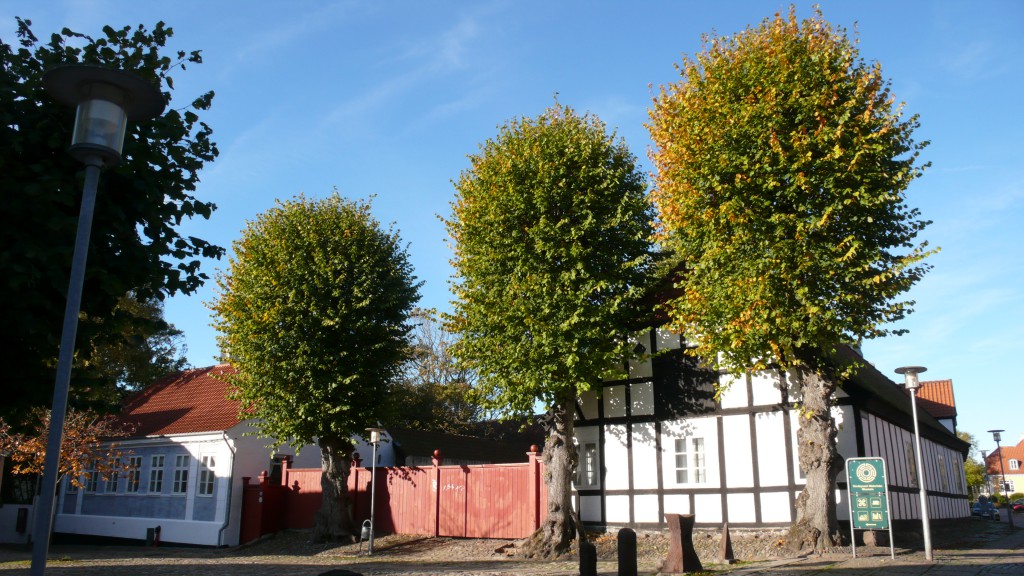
987, 429, 1014, 528
32, 65, 164, 576
895, 365, 932, 561
365, 427, 385, 555
981, 449, 990, 498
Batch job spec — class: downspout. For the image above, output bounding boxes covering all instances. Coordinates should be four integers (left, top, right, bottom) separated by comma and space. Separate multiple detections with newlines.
217, 431, 237, 546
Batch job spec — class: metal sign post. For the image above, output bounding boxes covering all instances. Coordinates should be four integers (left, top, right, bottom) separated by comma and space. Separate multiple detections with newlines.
846, 457, 895, 559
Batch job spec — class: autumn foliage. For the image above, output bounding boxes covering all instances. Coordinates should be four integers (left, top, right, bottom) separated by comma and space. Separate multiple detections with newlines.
0, 408, 133, 488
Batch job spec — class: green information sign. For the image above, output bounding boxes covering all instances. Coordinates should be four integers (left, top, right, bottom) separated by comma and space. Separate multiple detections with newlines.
846, 457, 894, 559
846, 457, 890, 530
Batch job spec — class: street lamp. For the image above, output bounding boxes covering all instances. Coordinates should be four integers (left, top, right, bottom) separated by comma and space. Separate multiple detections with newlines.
895, 365, 932, 561
365, 427, 385, 555
32, 65, 164, 576
980, 450, 990, 498
987, 429, 1015, 528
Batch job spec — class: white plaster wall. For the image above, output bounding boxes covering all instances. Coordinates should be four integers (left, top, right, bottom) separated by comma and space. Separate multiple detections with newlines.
57, 514, 222, 545
604, 385, 627, 418
694, 493, 722, 523
754, 411, 788, 487
631, 422, 659, 490
759, 492, 791, 523
606, 494, 631, 523
718, 373, 748, 410
655, 328, 682, 351
634, 494, 661, 523
604, 424, 629, 490
579, 496, 602, 523
661, 417, 721, 489
834, 405, 856, 462
579, 390, 599, 420
627, 332, 653, 379
663, 494, 690, 516
726, 493, 756, 523
789, 411, 806, 485
0, 505, 31, 544
751, 370, 782, 406
722, 415, 754, 488
632, 382, 655, 416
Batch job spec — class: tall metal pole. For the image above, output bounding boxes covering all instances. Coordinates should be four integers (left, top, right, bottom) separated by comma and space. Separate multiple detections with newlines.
992, 435, 1015, 528
368, 440, 378, 555
30, 157, 103, 576
908, 386, 933, 560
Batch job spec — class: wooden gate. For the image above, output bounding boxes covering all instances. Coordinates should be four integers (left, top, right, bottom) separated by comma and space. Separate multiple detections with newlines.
240, 447, 546, 543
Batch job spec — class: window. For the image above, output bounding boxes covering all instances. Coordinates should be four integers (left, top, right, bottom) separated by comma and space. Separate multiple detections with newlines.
66, 477, 78, 495
1011, 459, 1020, 471
675, 437, 706, 484
198, 455, 216, 496
106, 458, 120, 493
149, 455, 165, 493
576, 442, 599, 488
85, 465, 101, 493
173, 455, 190, 494
126, 456, 142, 493
905, 441, 918, 488
937, 454, 949, 492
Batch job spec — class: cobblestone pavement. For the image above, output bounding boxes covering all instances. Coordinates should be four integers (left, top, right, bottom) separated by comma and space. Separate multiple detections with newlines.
2, 524, 1023, 575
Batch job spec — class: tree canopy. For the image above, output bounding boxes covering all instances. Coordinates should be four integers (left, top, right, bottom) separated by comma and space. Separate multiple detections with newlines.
210, 192, 420, 541
647, 7, 932, 552
648, 7, 932, 375
445, 102, 654, 556
0, 18, 222, 421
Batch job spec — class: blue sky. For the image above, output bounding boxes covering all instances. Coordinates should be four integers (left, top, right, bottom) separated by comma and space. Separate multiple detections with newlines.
4, 1, 1021, 448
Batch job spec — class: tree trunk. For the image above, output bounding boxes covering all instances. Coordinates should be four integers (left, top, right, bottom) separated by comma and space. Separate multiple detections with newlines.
312, 436, 356, 543
786, 368, 843, 554
522, 398, 578, 558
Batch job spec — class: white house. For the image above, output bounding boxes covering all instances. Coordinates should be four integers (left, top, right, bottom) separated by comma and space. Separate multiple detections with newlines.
49, 365, 319, 546
572, 328, 971, 529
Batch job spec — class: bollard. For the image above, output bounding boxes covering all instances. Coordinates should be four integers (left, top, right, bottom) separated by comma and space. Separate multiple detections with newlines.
579, 540, 597, 576
617, 527, 638, 576
719, 522, 735, 564
661, 513, 703, 574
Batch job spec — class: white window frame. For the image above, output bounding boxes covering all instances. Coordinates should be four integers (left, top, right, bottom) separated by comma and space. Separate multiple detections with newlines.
576, 442, 600, 489
1010, 459, 1020, 471
106, 458, 120, 493
198, 455, 216, 496
65, 476, 78, 495
674, 436, 707, 485
84, 465, 101, 494
149, 455, 165, 493
126, 456, 142, 493
172, 454, 190, 494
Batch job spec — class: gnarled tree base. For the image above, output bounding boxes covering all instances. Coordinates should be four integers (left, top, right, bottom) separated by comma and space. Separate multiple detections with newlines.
521, 400, 578, 559
312, 437, 357, 544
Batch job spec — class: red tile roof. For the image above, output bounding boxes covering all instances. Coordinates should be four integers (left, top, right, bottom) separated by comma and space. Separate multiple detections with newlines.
986, 438, 1024, 476
120, 365, 242, 436
912, 379, 957, 420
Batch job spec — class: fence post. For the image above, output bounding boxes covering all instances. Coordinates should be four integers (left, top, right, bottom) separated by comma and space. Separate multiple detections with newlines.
351, 452, 363, 522
432, 449, 443, 537
527, 445, 541, 531
280, 455, 292, 487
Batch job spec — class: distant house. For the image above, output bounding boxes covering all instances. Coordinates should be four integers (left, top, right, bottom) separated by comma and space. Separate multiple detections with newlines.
573, 328, 971, 530
52, 365, 318, 546
984, 435, 1024, 496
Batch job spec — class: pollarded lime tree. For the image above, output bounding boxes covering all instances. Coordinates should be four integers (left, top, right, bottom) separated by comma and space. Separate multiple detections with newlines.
445, 103, 654, 557
648, 7, 933, 552
210, 193, 420, 542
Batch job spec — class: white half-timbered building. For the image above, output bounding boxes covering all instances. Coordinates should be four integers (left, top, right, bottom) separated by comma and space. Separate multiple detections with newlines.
573, 328, 970, 530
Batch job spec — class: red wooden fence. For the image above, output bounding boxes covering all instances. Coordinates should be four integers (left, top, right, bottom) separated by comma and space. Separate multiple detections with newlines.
241, 448, 547, 544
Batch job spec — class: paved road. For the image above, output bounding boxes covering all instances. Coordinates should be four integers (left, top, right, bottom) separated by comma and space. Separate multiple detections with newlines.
2, 527, 1023, 575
